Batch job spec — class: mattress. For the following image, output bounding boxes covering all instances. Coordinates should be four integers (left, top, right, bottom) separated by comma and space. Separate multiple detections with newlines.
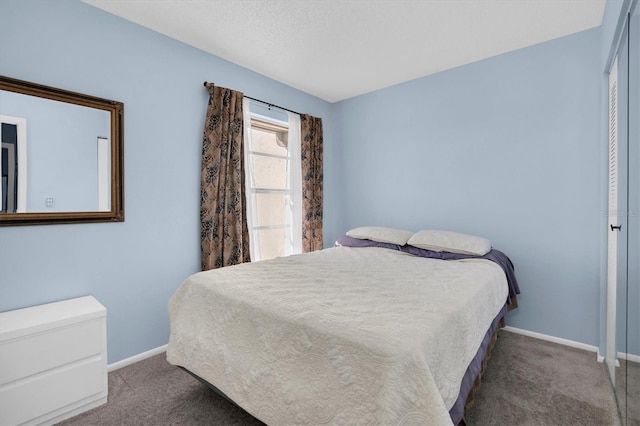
167, 246, 509, 425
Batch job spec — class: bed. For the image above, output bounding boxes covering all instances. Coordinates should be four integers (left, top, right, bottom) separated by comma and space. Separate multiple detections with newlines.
167, 235, 519, 425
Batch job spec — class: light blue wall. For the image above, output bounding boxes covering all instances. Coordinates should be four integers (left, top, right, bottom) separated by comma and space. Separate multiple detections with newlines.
333, 28, 604, 346
0, 0, 334, 363
0, 90, 110, 212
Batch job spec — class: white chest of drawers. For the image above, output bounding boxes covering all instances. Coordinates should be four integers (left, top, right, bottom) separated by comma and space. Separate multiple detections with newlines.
0, 296, 108, 425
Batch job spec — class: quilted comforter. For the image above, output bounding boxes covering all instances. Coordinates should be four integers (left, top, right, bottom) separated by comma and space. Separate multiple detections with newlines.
167, 246, 508, 425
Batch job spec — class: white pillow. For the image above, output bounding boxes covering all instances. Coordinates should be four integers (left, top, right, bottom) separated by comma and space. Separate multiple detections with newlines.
407, 230, 491, 256
346, 226, 413, 245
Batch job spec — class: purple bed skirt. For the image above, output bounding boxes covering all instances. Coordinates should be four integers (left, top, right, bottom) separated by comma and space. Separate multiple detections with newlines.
448, 303, 507, 425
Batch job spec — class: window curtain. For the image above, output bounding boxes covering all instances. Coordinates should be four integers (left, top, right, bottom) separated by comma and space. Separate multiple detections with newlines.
200, 83, 250, 270
241, 98, 258, 261
300, 114, 323, 252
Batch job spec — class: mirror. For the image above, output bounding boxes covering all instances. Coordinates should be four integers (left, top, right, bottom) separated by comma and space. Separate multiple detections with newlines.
618, 3, 640, 424
609, 3, 640, 425
0, 75, 123, 225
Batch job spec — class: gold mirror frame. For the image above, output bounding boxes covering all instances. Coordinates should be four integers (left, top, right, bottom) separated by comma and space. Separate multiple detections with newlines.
0, 76, 124, 226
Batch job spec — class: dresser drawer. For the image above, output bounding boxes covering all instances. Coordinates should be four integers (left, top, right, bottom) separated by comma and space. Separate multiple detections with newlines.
0, 319, 104, 385
0, 357, 106, 426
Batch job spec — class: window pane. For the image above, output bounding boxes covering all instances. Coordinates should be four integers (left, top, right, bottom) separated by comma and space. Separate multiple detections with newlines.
258, 228, 285, 260
255, 193, 286, 226
251, 128, 287, 156
252, 155, 287, 189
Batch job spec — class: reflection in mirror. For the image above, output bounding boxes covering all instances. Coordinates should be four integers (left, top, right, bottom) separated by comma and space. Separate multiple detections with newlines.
0, 76, 123, 225
610, 2, 640, 425
623, 2, 640, 424
1, 115, 26, 212
1, 92, 111, 213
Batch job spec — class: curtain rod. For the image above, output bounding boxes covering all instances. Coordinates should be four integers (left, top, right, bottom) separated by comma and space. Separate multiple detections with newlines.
203, 81, 302, 116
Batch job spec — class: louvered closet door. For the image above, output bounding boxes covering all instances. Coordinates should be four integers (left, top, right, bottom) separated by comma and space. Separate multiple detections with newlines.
607, 49, 630, 385
607, 56, 620, 383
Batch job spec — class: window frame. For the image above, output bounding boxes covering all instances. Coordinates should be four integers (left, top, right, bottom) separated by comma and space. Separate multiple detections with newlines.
245, 115, 291, 260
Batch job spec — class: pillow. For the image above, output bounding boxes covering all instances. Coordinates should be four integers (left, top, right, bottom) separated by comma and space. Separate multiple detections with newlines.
407, 230, 491, 256
346, 226, 413, 245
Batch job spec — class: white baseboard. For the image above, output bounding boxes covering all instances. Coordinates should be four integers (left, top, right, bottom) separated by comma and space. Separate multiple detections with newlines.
618, 351, 640, 364
502, 327, 640, 366
107, 344, 168, 372
502, 326, 602, 360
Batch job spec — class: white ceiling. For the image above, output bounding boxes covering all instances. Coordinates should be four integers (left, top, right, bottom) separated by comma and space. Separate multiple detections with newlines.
83, 0, 606, 103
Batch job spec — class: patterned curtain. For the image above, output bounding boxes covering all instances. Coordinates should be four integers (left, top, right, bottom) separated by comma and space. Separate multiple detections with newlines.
300, 114, 323, 252
200, 83, 251, 270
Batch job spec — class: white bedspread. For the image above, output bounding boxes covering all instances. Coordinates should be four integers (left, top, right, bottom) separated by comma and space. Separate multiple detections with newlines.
167, 247, 508, 425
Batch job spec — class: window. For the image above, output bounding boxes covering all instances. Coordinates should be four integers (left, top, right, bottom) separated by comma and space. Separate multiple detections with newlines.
243, 101, 302, 261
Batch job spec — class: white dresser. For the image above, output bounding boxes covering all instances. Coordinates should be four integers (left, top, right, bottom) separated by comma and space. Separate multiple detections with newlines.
0, 296, 108, 425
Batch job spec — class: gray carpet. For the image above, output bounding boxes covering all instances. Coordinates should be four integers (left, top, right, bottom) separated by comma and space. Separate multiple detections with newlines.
58, 330, 621, 426
464, 331, 619, 426
615, 359, 640, 426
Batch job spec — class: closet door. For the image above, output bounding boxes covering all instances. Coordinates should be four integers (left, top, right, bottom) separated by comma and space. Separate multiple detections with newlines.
606, 56, 616, 382
608, 5, 640, 423
606, 3, 639, 424
623, 2, 639, 423
607, 24, 630, 385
